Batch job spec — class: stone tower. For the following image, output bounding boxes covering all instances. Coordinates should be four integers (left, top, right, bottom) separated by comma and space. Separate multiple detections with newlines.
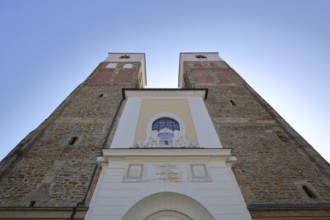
0, 53, 146, 219
179, 52, 330, 219
0, 52, 329, 220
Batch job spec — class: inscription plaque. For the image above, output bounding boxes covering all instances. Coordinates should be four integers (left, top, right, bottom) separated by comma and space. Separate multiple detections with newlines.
150, 163, 183, 182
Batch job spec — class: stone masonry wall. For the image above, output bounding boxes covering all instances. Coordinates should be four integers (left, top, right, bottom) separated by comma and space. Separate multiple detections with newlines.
183, 60, 330, 205
0, 61, 142, 208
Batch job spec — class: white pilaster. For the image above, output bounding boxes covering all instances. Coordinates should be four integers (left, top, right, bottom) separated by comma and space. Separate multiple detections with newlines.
189, 97, 222, 148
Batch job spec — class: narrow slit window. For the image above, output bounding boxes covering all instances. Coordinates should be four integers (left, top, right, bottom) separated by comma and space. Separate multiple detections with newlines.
29, 201, 36, 207
230, 99, 236, 106
98, 93, 104, 98
69, 136, 78, 145
275, 130, 289, 143
302, 185, 316, 198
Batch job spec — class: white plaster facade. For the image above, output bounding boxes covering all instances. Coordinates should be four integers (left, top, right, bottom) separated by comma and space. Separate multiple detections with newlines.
85, 149, 251, 220
110, 90, 222, 149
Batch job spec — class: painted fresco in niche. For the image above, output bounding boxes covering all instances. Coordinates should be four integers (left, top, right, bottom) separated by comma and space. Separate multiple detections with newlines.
134, 111, 199, 148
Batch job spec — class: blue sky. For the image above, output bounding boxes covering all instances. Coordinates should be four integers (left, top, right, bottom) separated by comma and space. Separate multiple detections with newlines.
0, 0, 329, 162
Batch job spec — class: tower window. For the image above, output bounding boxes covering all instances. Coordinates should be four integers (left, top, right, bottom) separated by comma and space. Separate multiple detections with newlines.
302, 185, 317, 198
123, 63, 133, 68
68, 136, 78, 145
119, 55, 130, 59
275, 130, 289, 143
106, 63, 117, 68
230, 99, 236, 106
98, 93, 104, 98
29, 201, 36, 207
152, 118, 180, 131
196, 55, 207, 59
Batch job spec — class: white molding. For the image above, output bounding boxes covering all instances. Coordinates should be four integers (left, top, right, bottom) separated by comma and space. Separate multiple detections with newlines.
100, 148, 234, 159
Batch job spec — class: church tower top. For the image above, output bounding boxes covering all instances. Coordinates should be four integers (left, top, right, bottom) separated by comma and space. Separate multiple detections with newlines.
179, 52, 223, 87
104, 52, 147, 87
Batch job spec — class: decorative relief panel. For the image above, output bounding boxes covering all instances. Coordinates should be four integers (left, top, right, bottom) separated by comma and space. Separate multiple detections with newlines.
191, 164, 210, 181
124, 164, 144, 182
123, 163, 211, 183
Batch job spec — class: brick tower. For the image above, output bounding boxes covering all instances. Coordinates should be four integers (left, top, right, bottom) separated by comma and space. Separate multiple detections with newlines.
0, 52, 329, 220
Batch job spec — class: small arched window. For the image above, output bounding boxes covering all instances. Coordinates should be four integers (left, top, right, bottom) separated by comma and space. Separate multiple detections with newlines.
119, 55, 130, 59
196, 54, 207, 59
152, 117, 180, 131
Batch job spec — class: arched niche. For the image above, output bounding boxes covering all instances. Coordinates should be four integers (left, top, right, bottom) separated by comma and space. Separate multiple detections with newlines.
134, 111, 199, 148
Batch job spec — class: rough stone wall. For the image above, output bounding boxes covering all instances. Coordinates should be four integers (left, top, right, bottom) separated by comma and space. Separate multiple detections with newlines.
0, 61, 142, 208
183, 60, 330, 205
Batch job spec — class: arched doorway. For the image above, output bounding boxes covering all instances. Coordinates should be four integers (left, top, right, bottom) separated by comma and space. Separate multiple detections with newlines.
122, 192, 215, 220
145, 210, 192, 220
